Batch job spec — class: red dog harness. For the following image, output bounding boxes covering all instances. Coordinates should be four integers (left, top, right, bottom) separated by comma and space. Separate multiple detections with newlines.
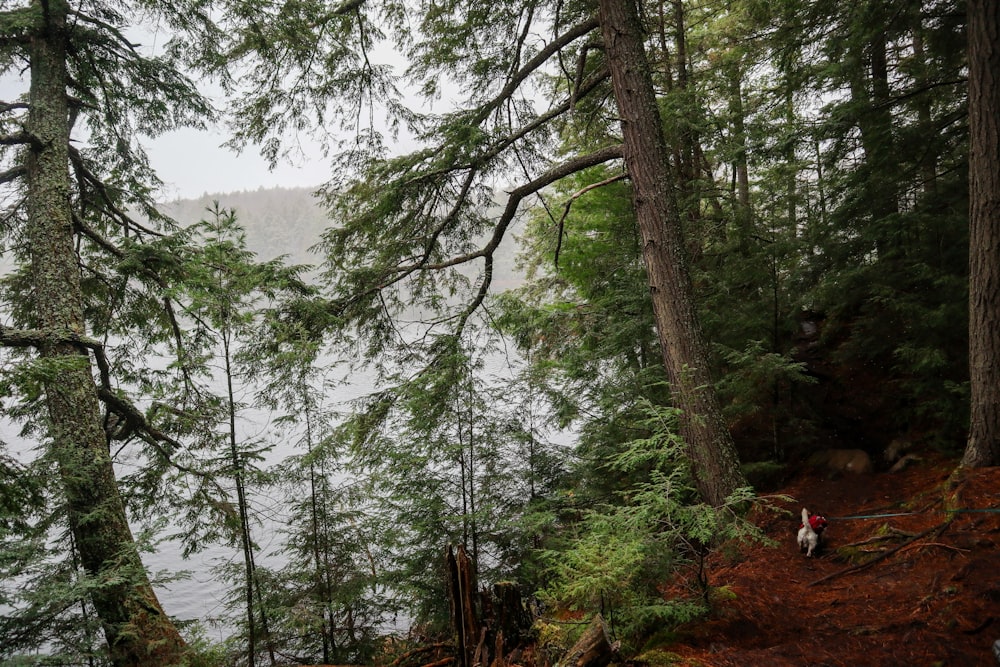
801, 513, 828, 533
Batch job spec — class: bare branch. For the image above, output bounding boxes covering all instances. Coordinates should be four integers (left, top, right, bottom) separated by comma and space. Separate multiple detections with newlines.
331, 145, 624, 324
472, 15, 600, 125
0, 324, 105, 352
572, 43, 604, 109
72, 212, 126, 258
450, 145, 625, 334
0, 165, 26, 185
406, 66, 610, 187
0, 131, 35, 146
0, 101, 29, 114
0, 325, 209, 476
97, 388, 183, 454
67, 144, 165, 239
433, 143, 625, 271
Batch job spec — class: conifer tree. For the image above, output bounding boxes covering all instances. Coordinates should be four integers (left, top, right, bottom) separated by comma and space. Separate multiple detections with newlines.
0, 0, 217, 662
963, 0, 1000, 467
595, 0, 746, 505
171, 204, 312, 665
217, 0, 748, 505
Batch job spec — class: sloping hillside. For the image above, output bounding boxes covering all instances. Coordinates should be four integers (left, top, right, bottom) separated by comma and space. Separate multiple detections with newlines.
159, 186, 525, 289
666, 454, 1000, 666
160, 186, 328, 265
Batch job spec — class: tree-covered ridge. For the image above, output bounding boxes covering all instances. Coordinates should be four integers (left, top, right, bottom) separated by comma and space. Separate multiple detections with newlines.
159, 186, 525, 288
161, 187, 329, 263
1, 0, 997, 665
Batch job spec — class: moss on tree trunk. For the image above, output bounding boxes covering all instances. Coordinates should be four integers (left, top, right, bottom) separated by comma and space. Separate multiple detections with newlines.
24, 0, 189, 663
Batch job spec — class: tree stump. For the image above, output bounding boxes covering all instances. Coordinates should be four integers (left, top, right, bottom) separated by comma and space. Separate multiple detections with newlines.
492, 581, 531, 652
447, 545, 479, 667
558, 615, 615, 667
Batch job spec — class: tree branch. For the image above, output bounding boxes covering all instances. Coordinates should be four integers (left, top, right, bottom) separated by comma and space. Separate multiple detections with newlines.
0, 324, 105, 353
554, 173, 627, 267
330, 145, 624, 326
0, 6, 37, 45
406, 66, 610, 188
448, 144, 625, 334
0, 325, 214, 481
67, 144, 165, 239
331, 0, 364, 16
471, 15, 599, 125
0, 130, 36, 146
0, 101, 30, 114
809, 519, 951, 586
431, 143, 625, 272
0, 165, 26, 185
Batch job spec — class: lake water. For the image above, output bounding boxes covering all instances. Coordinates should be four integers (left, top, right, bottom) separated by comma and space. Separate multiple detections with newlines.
3, 345, 536, 641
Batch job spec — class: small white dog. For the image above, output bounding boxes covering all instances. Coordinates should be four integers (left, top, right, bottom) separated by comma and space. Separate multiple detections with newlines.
797, 508, 828, 557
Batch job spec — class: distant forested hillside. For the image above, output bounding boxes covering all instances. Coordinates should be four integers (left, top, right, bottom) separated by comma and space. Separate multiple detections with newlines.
159, 186, 524, 289
160, 186, 327, 266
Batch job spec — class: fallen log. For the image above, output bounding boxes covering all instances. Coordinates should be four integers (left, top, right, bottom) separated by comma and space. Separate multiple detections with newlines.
810, 519, 950, 586
385, 644, 453, 667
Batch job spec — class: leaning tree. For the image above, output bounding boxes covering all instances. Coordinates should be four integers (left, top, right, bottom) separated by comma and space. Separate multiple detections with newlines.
215, 0, 748, 505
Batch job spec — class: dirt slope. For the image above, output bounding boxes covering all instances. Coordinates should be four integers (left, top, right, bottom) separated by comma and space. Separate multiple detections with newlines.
668, 454, 1000, 666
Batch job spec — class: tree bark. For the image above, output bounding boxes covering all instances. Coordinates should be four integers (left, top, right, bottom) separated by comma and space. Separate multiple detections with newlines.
24, 0, 189, 663
597, 0, 748, 505
964, 0, 1000, 467
558, 614, 615, 667
447, 544, 480, 667
491, 581, 530, 652
847, 25, 898, 257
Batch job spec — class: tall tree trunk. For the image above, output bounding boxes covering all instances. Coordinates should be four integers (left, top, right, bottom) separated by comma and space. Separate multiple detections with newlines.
25, 1, 188, 664
910, 18, 937, 196
597, 0, 748, 505
848, 28, 898, 257
728, 57, 752, 246
963, 0, 1000, 467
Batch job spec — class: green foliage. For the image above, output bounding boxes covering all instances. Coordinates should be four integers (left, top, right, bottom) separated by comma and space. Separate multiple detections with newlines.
0, 0, 981, 659
538, 401, 765, 649
714, 341, 819, 457
324, 326, 571, 630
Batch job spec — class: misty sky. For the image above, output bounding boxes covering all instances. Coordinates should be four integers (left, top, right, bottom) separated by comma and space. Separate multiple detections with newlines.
147, 124, 330, 201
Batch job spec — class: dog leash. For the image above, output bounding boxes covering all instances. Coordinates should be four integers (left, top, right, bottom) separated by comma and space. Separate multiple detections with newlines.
829, 512, 918, 521
829, 508, 1000, 521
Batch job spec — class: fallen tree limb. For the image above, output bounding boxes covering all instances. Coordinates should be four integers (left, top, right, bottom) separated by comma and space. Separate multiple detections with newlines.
419, 658, 456, 667
384, 643, 452, 667
810, 520, 951, 586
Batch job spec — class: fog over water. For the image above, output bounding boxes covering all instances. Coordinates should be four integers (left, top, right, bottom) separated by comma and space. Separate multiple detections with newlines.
2, 180, 532, 639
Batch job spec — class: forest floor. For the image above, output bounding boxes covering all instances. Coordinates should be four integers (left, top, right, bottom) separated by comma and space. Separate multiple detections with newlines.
664, 451, 1000, 666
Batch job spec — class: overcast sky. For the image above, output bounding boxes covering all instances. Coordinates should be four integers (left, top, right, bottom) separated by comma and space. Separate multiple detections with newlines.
147, 124, 331, 201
